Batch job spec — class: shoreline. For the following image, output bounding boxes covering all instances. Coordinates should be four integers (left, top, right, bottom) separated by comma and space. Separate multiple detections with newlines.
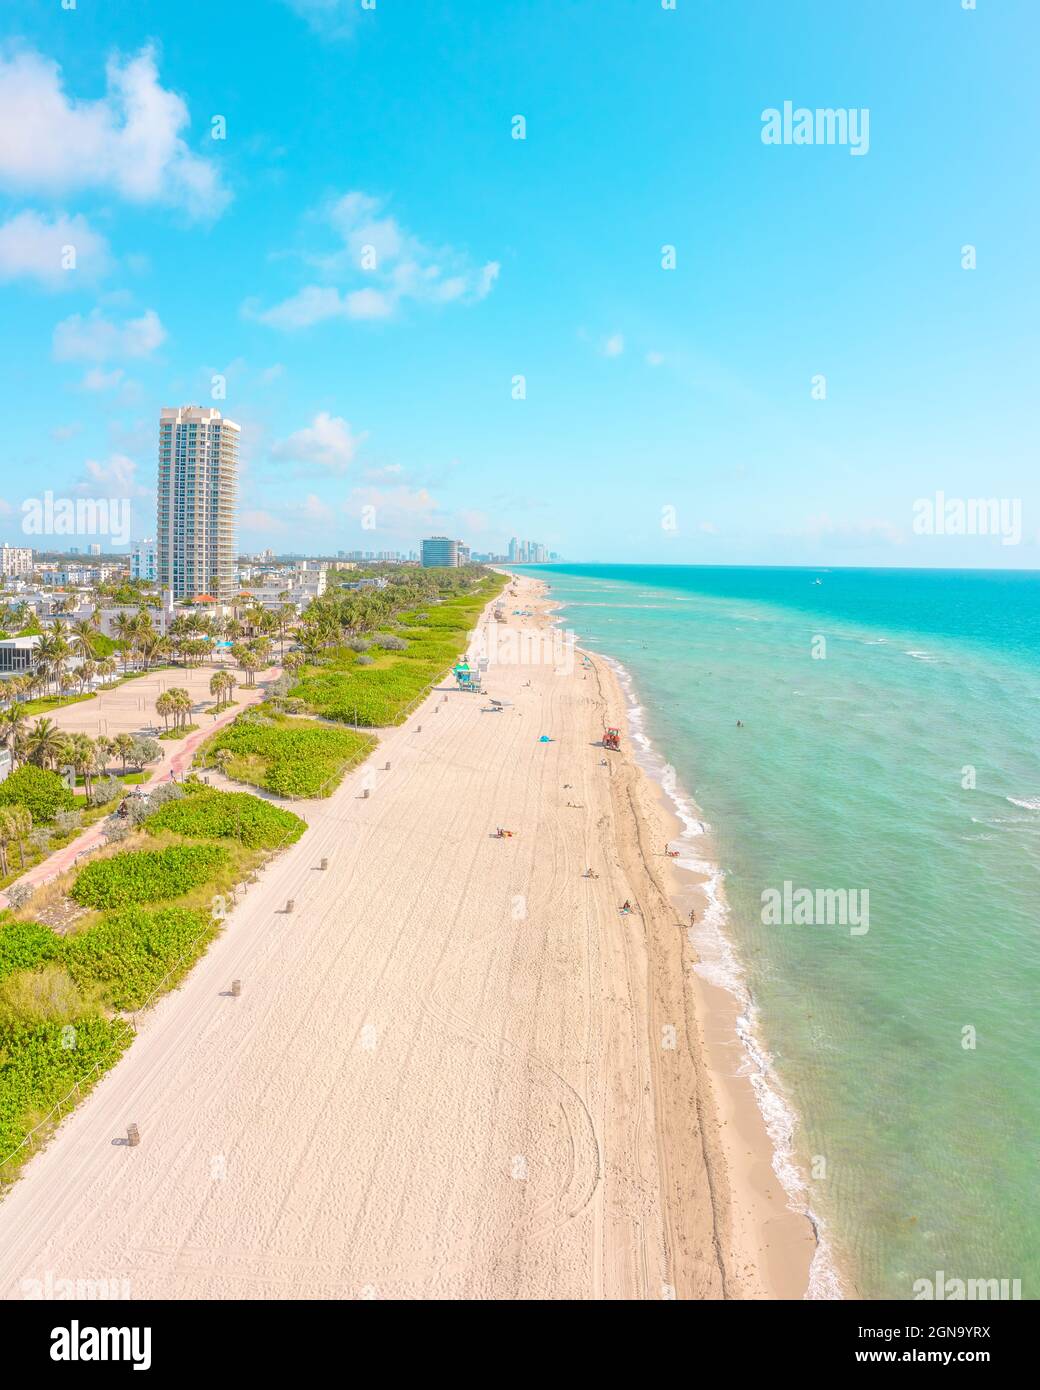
530, 575, 826, 1299
0, 573, 816, 1299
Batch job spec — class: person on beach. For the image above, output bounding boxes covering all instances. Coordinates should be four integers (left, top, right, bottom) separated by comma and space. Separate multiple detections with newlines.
689, 908, 696, 926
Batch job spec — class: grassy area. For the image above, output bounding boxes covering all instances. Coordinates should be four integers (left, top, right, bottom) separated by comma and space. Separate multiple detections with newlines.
73, 770, 147, 788
159, 723, 200, 741
290, 581, 501, 728
18, 692, 96, 715
200, 708, 375, 798
0, 787, 306, 1182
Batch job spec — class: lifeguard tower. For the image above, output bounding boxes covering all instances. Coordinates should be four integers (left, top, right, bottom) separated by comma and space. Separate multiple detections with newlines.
453, 659, 483, 693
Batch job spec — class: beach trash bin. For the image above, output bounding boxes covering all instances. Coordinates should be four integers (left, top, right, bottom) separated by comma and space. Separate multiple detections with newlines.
127, 1124, 140, 1148
384, 761, 391, 771
285, 898, 295, 914
363, 788, 370, 799
320, 857, 328, 871
231, 979, 242, 997
417, 724, 422, 733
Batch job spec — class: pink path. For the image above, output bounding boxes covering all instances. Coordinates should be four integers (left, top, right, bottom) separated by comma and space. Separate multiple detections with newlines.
0, 665, 280, 910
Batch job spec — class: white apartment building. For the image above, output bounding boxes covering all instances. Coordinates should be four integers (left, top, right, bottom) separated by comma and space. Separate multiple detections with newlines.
131, 537, 158, 583
157, 407, 239, 601
0, 544, 34, 577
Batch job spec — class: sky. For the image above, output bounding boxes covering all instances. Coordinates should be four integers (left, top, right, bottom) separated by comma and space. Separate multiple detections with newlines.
0, 0, 1037, 567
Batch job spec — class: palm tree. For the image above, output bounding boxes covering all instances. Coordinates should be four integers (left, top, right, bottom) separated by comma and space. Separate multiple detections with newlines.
155, 690, 175, 732
1, 704, 29, 768
26, 717, 64, 770
0, 807, 17, 878
114, 733, 135, 774
34, 633, 58, 696
71, 619, 99, 659
94, 735, 115, 775
276, 603, 296, 657
5, 805, 32, 868
63, 733, 99, 800
173, 688, 193, 728
209, 670, 222, 707
112, 612, 136, 673
97, 656, 118, 687
78, 658, 97, 694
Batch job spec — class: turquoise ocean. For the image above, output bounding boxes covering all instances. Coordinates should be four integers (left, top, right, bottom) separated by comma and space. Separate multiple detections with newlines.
526, 564, 1040, 1301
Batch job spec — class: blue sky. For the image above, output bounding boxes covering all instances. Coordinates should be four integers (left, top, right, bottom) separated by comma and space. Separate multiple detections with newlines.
0, 0, 1037, 566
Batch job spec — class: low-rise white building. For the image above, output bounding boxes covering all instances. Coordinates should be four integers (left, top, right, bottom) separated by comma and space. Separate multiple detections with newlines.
0, 544, 34, 577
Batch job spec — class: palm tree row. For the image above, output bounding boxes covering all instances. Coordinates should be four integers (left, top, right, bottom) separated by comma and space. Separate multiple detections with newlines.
209, 670, 237, 709
155, 687, 194, 732
0, 712, 156, 789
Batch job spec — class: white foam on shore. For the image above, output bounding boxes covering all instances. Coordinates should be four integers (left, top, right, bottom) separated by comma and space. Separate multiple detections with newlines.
601, 651, 845, 1301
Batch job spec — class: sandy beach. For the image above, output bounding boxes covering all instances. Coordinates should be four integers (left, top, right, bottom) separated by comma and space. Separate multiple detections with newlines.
0, 575, 814, 1300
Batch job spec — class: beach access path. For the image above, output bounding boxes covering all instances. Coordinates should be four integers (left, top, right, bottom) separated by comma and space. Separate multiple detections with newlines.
0, 663, 280, 911
0, 579, 812, 1299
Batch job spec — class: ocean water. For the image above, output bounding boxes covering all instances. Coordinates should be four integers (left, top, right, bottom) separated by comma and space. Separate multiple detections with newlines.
527, 564, 1040, 1301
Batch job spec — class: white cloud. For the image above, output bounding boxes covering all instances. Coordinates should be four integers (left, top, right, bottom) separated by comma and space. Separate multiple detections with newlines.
297, 493, 335, 525
0, 46, 228, 218
81, 367, 125, 392
0, 210, 110, 288
241, 508, 286, 532
249, 190, 499, 329
363, 463, 403, 482
646, 351, 665, 367
280, 0, 363, 40
246, 284, 394, 329
271, 412, 365, 473
344, 484, 440, 531
602, 333, 624, 358
799, 513, 906, 546
53, 308, 166, 363
75, 453, 151, 498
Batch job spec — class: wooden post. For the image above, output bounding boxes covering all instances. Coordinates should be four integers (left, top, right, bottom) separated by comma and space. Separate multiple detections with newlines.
231, 979, 242, 997
127, 1123, 140, 1147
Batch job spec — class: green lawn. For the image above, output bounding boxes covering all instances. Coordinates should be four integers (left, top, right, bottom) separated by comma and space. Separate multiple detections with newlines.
18, 692, 95, 715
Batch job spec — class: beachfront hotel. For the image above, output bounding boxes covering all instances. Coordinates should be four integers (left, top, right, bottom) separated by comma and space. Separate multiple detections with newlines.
157, 407, 239, 601
421, 536, 460, 567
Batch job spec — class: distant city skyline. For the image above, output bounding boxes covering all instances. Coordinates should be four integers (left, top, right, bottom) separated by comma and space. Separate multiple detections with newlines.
1, 3, 1038, 569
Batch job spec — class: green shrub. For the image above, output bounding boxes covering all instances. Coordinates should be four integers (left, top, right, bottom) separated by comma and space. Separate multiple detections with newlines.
145, 789, 305, 849
0, 1017, 130, 1162
70, 844, 229, 909
62, 906, 213, 1010
0, 919, 63, 983
205, 712, 373, 798
0, 766, 76, 823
